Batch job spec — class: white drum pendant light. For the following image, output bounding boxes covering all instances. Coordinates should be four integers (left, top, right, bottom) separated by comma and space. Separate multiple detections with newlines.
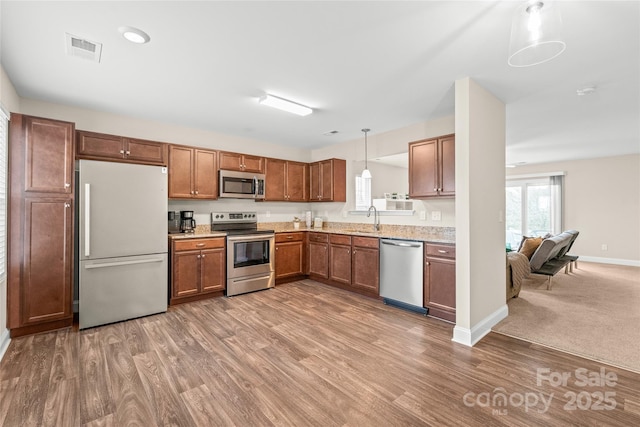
508, 1, 566, 67
361, 128, 372, 179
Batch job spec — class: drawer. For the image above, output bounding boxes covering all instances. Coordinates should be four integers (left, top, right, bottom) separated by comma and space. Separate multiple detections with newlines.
275, 232, 304, 243
173, 237, 225, 251
308, 232, 328, 243
330, 234, 352, 245
352, 236, 379, 249
426, 243, 456, 259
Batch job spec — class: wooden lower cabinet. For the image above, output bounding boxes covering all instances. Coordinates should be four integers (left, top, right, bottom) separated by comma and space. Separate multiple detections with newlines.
275, 232, 306, 283
329, 234, 352, 285
351, 237, 380, 294
170, 237, 225, 305
308, 232, 329, 279
424, 243, 456, 322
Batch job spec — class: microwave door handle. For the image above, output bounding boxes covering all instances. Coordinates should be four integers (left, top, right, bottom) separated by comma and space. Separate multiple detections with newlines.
253, 176, 258, 198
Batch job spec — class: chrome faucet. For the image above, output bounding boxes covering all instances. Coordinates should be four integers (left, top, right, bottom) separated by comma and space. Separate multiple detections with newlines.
367, 205, 380, 231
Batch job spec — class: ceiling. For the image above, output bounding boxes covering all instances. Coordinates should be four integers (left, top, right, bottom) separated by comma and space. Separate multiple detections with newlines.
1, 1, 638, 165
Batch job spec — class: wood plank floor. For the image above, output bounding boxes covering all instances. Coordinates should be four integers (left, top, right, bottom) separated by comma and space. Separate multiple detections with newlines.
1, 280, 639, 426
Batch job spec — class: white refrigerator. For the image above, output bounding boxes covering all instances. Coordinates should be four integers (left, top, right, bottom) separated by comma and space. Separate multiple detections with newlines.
78, 160, 168, 329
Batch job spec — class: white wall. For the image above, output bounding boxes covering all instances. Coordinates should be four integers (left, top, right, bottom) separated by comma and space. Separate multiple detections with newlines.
19, 98, 311, 162
0, 65, 19, 359
453, 77, 507, 346
310, 116, 456, 227
507, 154, 640, 265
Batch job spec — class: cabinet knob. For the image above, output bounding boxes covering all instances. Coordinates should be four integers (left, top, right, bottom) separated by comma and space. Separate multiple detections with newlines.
201, 254, 205, 258
64, 183, 70, 188
195, 190, 199, 195
125, 151, 131, 156
120, 150, 125, 154
191, 191, 195, 195
276, 247, 279, 251
64, 203, 70, 208
196, 243, 205, 247
197, 255, 201, 259
434, 188, 437, 191
438, 250, 448, 254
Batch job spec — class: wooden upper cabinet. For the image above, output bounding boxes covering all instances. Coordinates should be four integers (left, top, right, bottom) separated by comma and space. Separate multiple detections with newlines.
168, 145, 217, 199
218, 151, 264, 173
22, 116, 74, 194
264, 158, 308, 202
76, 130, 167, 166
408, 134, 455, 199
309, 158, 346, 202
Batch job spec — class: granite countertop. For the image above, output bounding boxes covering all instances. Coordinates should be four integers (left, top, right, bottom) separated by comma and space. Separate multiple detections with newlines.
259, 222, 456, 244
169, 222, 455, 244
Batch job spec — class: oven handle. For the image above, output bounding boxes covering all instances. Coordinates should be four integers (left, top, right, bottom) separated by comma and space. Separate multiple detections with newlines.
226, 234, 275, 242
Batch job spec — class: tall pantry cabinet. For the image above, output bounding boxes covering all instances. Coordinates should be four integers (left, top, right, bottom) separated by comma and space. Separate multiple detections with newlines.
7, 114, 75, 337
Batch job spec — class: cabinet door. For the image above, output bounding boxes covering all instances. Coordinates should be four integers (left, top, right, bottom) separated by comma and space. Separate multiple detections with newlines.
168, 146, 194, 198
125, 138, 167, 165
309, 162, 321, 201
286, 161, 308, 201
25, 117, 74, 194
21, 197, 73, 325
320, 160, 334, 201
200, 248, 225, 293
173, 250, 201, 297
424, 256, 456, 322
329, 244, 351, 285
218, 151, 243, 171
439, 136, 455, 196
409, 139, 438, 198
308, 242, 329, 278
265, 158, 287, 201
275, 241, 304, 279
76, 131, 125, 162
241, 155, 264, 173
352, 246, 379, 293
194, 149, 217, 199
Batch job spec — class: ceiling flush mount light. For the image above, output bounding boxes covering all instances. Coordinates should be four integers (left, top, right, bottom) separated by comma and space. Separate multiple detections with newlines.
508, 0, 566, 67
576, 86, 596, 96
361, 128, 372, 179
119, 26, 150, 44
258, 94, 312, 116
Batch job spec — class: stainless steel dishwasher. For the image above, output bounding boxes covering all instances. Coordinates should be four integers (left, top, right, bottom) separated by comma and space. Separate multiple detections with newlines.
380, 238, 427, 314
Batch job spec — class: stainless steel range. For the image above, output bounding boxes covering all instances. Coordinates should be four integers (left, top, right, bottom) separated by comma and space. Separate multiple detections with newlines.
211, 211, 275, 297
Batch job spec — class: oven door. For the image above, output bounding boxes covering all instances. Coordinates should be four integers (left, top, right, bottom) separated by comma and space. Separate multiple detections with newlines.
226, 234, 274, 279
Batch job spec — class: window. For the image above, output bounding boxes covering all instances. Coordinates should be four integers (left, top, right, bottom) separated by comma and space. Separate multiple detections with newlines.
506, 173, 563, 249
0, 108, 8, 280
354, 175, 372, 210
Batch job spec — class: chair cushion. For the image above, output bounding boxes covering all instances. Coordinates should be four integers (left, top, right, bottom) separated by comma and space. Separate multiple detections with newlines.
519, 236, 543, 259
529, 232, 573, 271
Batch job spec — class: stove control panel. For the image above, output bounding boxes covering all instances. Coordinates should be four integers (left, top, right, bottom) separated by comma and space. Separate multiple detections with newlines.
211, 211, 257, 223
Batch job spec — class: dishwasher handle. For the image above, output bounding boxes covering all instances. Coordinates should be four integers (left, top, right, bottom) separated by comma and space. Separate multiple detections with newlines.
381, 240, 422, 248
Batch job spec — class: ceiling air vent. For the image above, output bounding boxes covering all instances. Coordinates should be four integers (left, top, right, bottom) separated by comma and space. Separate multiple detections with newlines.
65, 33, 102, 63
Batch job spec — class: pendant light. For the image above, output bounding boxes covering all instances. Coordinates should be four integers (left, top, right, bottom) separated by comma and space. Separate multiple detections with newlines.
508, 0, 566, 67
361, 128, 372, 179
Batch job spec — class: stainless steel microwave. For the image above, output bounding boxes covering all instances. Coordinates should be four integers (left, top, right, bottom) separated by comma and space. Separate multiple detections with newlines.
219, 169, 266, 199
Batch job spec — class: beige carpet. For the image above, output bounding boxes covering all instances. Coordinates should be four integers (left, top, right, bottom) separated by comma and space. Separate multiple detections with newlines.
493, 261, 640, 373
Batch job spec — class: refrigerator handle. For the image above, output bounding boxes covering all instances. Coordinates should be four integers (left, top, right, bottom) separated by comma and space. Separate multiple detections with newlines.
84, 183, 91, 257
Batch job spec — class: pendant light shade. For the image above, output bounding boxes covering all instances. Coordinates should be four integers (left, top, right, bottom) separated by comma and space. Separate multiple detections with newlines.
361, 128, 371, 179
508, 1, 566, 67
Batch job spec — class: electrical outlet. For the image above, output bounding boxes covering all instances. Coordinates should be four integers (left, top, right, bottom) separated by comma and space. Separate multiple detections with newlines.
431, 211, 441, 221
419, 211, 426, 220
601, 244, 608, 251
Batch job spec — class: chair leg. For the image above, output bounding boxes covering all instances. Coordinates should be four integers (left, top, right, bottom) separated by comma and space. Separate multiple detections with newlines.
565, 264, 569, 274
547, 276, 552, 290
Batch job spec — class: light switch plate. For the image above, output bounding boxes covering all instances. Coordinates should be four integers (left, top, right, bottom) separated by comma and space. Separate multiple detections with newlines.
431, 211, 441, 221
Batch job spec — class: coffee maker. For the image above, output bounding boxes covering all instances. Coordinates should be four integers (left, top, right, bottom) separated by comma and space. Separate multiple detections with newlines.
168, 211, 181, 234
180, 210, 196, 233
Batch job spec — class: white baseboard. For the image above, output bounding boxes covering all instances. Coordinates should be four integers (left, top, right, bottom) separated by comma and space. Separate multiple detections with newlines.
0, 328, 10, 362
452, 304, 509, 347
578, 257, 640, 267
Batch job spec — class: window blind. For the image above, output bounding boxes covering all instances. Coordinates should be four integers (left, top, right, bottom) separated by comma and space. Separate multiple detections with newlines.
0, 108, 8, 279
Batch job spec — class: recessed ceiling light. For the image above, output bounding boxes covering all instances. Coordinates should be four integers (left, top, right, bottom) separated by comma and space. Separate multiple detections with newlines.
119, 26, 150, 44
